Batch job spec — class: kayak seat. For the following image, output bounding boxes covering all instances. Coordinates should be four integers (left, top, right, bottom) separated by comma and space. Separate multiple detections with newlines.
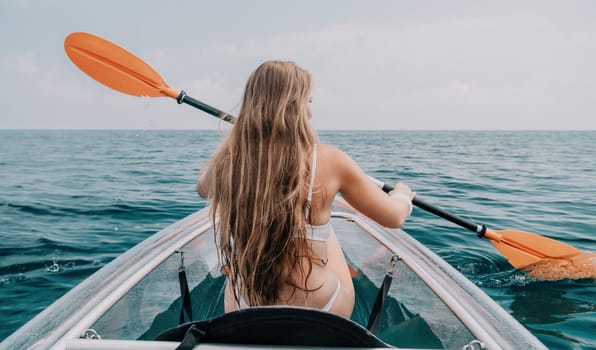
155, 306, 390, 348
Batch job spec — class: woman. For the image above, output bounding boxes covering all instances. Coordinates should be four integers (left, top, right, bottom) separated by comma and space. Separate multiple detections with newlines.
197, 60, 414, 318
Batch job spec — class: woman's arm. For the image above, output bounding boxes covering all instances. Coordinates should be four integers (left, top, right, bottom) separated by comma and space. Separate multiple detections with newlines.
325, 145, 415, 228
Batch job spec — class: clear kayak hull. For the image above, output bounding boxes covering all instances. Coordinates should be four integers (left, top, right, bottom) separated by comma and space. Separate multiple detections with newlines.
1, 200, 547, 350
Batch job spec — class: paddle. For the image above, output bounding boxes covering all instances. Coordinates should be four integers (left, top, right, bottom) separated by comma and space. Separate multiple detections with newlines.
369, 178, 589, 267
64, 32, 595, 279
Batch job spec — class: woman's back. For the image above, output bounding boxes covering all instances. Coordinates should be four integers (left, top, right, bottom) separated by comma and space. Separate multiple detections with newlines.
198, 60, 414, 319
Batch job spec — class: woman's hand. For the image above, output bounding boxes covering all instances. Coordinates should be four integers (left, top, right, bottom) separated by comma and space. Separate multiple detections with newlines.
389, 183, 416, 217
389, 182, 415, 200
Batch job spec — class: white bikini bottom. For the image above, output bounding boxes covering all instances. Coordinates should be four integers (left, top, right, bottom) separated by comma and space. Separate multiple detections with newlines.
236, 279, 341, 312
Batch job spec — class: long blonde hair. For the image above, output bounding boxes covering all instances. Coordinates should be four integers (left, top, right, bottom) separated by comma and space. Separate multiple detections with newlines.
210, 60, 317, 306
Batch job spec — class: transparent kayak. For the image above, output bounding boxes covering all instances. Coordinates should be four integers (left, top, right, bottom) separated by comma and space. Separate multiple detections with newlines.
1, 199, 547, 350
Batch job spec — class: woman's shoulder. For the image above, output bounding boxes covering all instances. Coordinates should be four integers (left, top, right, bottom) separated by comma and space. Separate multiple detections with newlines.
317, 144, 355, 167
318, 142, 374, 192
316, 144, 362, 184
317, 143, 345, 158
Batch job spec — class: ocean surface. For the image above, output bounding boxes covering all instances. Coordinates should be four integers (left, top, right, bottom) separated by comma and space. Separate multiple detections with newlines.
1, 130, 595, 349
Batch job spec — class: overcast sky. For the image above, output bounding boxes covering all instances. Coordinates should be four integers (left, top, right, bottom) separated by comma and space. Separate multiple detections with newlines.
1, 0, 595, 130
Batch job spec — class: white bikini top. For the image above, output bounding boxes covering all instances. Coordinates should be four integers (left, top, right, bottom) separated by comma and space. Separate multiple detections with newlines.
305, 144, 331, 242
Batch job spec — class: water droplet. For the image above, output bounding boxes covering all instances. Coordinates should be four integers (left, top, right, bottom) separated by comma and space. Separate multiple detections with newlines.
514, 273, 527, 283
46, 258, 62, 273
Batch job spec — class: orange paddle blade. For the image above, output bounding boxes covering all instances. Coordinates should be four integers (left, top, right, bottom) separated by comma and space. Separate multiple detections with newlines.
484, 229, 584, 268
64, 32, 178, 99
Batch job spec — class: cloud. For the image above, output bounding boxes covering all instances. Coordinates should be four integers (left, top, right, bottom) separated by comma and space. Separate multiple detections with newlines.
188, 15, 596, 129
4, 3, 594, 130
1, 52, 39, 77
2, 0, 33, 7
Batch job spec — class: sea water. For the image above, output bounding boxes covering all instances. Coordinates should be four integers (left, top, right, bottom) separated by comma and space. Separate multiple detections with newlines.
0, 130, 595, 349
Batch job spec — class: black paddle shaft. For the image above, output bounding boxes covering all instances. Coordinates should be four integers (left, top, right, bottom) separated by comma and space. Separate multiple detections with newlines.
413, 198, 487, 236
176, 90, 236, 123
173, 90, 487, 237
379, 181, 487, 236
